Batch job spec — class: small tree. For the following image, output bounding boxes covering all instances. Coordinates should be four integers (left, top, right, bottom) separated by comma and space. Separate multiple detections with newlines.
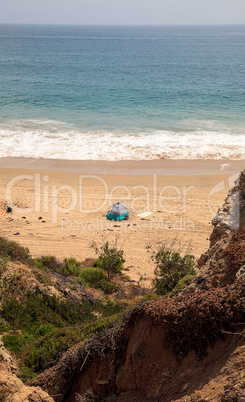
148, 240, 196, 295
94, 241, 125, 282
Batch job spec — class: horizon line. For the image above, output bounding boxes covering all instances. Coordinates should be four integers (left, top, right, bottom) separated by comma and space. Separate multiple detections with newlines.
0, 22, 245, 27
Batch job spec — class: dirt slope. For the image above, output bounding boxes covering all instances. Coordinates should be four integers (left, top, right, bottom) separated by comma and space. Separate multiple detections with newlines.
30, 278, 245, 401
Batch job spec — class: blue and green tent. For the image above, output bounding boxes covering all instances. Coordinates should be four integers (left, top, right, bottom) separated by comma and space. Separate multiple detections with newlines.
106, 202, 129, 221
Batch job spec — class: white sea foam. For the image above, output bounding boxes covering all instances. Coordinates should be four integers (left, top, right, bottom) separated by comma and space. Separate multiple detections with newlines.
1, 123, 245, 161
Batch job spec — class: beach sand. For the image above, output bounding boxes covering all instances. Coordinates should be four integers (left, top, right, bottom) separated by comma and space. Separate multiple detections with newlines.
0, 158, 244, 286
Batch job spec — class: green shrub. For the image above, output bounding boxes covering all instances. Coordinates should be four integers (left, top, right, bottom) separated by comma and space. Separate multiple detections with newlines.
1, 273, 26, 297
0, 237, 32, 266
170, 274, 195, 297
21, 311, 123, 373
21, 326, 82, 372
0, 317, 11, 334
33, 256, 83, 277
1, 297, 122, 375
79, 267, 107, 286
32, 258, 43, 270
94, 241, 125, 282
0, 269, 125, 379
1, 293, 120, 335
64, 257, 82, 276
18, 362, 36, 382
0, 253, 8, 288
2, 333, 33, 354
1, 293, 86, 331
38, 324, 55, 336
98, 279, 120, 294
150, 244, 195, 295
94, 258, 103, 269
106, 300, 115, 307
33, 256, 63, 273
143, 293, 159, 301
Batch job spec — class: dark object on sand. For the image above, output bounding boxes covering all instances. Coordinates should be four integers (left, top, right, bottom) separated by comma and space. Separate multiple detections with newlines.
6, 206, 12, 213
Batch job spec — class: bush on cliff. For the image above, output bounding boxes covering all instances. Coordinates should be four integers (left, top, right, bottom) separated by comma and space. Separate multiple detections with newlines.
0, 236, 32, 266
94, 241, 125, 282
33, 255, 83, 277
149, 242, 195, 294
170, 274, 196, 297
79, 267, 107, 286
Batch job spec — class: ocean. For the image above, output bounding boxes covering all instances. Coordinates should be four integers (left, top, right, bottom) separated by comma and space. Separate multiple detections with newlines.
0, 24, 244, 160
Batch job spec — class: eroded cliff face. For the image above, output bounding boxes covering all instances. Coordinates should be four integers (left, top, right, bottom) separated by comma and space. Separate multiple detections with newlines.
64, 320, 245, 402
31, 278, 245, 402
211, 170, 245, 245
182, 169, 245, 294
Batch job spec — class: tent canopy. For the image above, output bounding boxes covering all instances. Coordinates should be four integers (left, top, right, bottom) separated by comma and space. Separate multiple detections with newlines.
107, 202, 129, 221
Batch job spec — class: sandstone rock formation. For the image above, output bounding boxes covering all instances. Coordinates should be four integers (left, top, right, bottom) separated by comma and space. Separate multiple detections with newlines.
182, 169, 245, 294
0, 338, 54, 402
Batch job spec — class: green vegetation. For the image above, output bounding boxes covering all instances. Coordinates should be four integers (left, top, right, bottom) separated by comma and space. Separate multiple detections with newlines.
34, 252, 122, 293
1, 292, 123, 381
148, 242, 195, 295
0, 253, 8, 287
169, 274, 196, 297
98, 279, 119, 294
79, 267, 107, 286
18, 362, 36, 383
0, 236, 136, 382
94, 241, 125, 282
143, 292, 159, 301
0, 237, 32, 266
33, 255, 82, 277
0, 317, 11, 334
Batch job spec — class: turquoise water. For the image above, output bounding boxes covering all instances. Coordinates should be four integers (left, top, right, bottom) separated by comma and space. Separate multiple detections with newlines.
0, 24, 245, 159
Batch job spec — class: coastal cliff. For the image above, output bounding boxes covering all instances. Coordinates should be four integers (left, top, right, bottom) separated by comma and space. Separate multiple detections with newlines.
183, 169, 245, 294
29, 170, 245, 401
30, 281, 245, 402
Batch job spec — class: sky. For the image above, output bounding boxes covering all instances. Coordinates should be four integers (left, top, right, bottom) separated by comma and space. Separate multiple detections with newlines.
1, 0, 245, 25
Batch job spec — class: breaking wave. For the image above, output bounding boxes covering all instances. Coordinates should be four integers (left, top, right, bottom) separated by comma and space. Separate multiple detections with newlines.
1, 119, 245, 161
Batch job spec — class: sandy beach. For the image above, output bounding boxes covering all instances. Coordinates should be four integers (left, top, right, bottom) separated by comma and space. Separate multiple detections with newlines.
0, 158, 244, 286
